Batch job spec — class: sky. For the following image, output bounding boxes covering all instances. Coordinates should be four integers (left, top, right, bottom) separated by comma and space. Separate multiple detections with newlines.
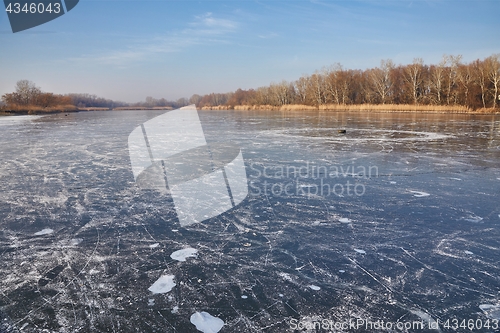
1, 0, 499, 103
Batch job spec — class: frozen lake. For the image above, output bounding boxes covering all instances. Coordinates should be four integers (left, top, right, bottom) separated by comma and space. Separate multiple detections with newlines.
0, 110, 499, 332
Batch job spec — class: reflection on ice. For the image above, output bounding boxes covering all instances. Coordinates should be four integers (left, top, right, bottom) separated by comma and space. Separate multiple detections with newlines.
190, 311, 224, 333
148, 275, 176, 294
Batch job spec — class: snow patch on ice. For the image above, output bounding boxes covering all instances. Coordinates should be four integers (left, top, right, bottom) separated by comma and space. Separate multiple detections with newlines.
409, 190, 430, 197
308, 285, 321, 291
149, 243, 160, 249
339, 270, 345, 273
338, 217, 351, 223
354, 248, 366, 254
148, 275, 176, 294
464, 250, 474, 255
170, 248, 198, 262
171, 306, 179, 314
190, 311, 224, 333
241, 295, 248, 299
34, 228, 53, 236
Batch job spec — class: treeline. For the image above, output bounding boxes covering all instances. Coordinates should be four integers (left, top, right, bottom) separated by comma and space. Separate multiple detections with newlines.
129, 96, 189, 109
192, 55, 500, 110
1, 80, 73, 108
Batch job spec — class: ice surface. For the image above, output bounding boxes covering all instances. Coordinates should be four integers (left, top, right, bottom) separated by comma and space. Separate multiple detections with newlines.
308, 285, 321, 291
170, 248, 198, 262
34, 228, 53, 236
354, 249, 366, 254
190, 311, 224, 333
1, 111, 499, 332
409, 190, 430, 197
148, 275, 176, 294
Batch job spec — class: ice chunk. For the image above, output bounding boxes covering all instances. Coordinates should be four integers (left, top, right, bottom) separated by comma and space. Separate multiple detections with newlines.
308, 285, 321, 291
241, 295, 248, 299
479, 304, 500, 320
338, 217, 351, 223
171, 306, 179, 314
170, 248, 198, 262
69, 238, 83, 245
147, 299, 155, 306
354, 249, 366, 254
409, 191, 430, 197
464, 215, 483, 223
190, 311, 224, 333
149, 243, 160, 249
339, 270, 345, 273
464, 250, 473, 255
34, 228, 53, 236
148, 275, 176, 294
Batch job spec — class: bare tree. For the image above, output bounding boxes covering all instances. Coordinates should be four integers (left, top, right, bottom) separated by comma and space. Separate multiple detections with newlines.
486, 54, 500, 108
403, 58, 424, 105
370, 59, 394, 104
14, 80, 41, 105
429, 56, 447, 105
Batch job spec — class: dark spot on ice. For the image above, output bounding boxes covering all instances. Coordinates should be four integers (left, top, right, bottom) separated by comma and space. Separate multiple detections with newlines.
38, 265, 65, 287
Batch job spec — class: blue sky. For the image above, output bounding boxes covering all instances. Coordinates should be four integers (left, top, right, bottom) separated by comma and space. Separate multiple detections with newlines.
1, 0, 499, 103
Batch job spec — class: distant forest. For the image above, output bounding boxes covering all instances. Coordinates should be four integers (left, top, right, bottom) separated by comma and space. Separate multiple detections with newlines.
190, 54, 500, 110
2, 54, 499, 113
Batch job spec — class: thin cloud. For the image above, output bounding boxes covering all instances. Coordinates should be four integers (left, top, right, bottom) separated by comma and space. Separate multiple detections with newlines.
70, 13, 238, 66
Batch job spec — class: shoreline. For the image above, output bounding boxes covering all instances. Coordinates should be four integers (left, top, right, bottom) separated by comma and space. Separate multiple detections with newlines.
201, 104, 500, 114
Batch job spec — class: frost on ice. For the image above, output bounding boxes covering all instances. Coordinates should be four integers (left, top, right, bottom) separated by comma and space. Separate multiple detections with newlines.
190, 311, 224, 333
148, 275, 176, 294
170, 248, 198, 262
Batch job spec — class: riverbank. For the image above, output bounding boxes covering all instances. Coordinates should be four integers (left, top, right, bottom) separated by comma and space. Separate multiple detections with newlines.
0, 104, 79, 115
201, 104, 500, 114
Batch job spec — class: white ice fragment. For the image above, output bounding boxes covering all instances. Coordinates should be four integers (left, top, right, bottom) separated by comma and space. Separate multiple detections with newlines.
479, 304, 500, 320
339, 270, 345, 273
450, 177, 462, 181
464, 250, 474, 255
147, 298, 155, 306
149, 243, 160, 249
354, 249, 366, 254
172, 229, 179, 232
34, 228, 53, 236
171, 306, 179, 314
409, 190, 430, 197
465, 215, 483, 223
148, 275, 176, 294
308, 285, 321, 291
241, 295, 248, 299
389, 181, 397, 184
170, 248, 198, 262
497, 178, 500, 180
278, 272, 293, 282
279, 293, 284, 297
190, 311, 224, 333
338, 217, 351, 223
69, 238, 83, 246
